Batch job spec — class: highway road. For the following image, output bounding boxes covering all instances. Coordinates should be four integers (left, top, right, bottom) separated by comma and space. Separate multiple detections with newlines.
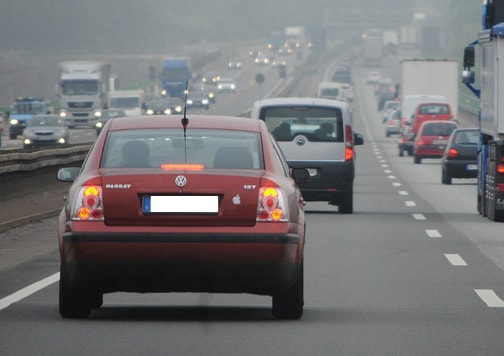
1, 48, 504, 355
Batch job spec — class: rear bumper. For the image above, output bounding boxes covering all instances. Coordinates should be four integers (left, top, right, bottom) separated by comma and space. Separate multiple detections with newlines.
61, 231, 302, 295
443, 160, 478, 178
288, 160, 354, 202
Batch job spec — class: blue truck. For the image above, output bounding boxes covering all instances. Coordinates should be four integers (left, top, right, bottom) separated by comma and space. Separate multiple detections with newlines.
462, 0, 504, 221
160, 57, 191, 99
8, 97, 50, 139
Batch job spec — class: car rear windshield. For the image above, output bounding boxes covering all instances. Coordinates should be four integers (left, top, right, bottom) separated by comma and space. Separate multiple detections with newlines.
101, 129, 263, 170
419, 104, 450, 114
260, 106, 344, 142
421, 123, 458, 136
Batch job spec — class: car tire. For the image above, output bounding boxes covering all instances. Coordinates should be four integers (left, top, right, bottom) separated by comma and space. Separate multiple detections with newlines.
386, 132, 390, 137
414, 155, 421, 164
59, 264, 92, 319
399, 148, 404, 157
9, 133, 16, 140
272, 259, 304, 320
442, 168, 452, 185
339, 188, 353, 214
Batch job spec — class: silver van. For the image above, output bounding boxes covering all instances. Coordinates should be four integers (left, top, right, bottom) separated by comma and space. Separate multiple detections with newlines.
250, 97, 364, 213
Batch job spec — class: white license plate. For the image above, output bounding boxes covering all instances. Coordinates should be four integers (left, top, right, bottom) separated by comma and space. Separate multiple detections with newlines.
466, 164, 477, 170
433, 140, 447, 145
143, 196, 218, 213
307, 168, 318, 177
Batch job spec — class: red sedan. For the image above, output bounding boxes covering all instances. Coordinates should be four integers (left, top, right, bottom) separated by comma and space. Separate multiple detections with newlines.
57, 115, 309, 319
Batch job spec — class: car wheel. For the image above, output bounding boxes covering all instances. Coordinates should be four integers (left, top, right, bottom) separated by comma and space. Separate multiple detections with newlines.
414, 155, 421, 164
399, 148, 404, 157
272, 259, 304, 320
386, 132, 390, 137
442, 168, 452, 185
59, 264, 92, 318
67, 126, 75, 129
339, 188, 353, 214
9, 133, 16, 140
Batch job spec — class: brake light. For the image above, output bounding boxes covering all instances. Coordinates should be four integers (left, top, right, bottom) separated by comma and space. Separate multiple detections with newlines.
417, 139, 425, 146
73, 184, 104, 221
257, 186, 289, 222
345, 124, 354, 161
448, 148, 459, 158
161, 164, 205, 171
497, 164, 504, 174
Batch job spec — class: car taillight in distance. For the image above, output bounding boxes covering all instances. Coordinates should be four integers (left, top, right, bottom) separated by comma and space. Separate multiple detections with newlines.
257, 186, 289, 222
72, 184, 104, 221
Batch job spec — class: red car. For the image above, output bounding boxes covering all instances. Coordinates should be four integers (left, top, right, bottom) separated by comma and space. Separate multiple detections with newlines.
413, 120, 459, 164
411, 102, 454, 134
57, 115, 309, 319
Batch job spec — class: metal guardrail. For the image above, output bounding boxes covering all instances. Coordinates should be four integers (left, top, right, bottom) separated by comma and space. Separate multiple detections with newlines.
0, 144, 91, 175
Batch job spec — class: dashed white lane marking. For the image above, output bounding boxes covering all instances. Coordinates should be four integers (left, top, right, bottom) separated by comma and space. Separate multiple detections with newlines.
388, 175, 397, 179
444, 254, 468, 266
392, 182, 402, 187
0, 272, 59, 311
381, 164, 389, 168
398, 191, 409, 196
413, 213, 426, 220
425, 229, 442, 238
475, 289, 504, 307
405, 201, 416, 207
384, 170, 392, 174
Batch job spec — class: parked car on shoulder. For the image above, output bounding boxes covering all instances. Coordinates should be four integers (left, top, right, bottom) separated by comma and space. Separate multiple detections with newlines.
56, 114, 309, 320
413, 120, 459, 164
441, 128, 479, 184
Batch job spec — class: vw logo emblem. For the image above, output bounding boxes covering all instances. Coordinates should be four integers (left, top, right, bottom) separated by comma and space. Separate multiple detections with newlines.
175, 175, 187, 187
295, 135, 306, 146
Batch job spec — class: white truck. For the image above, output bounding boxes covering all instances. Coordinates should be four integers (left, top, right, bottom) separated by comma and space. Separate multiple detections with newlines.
462, 0, 504, 221
107, 90, 145, 116
382, 30, 399, 54
362, 35, 382, 67
284, 26, 305, 49
57, 61, 112, 127
400, 58, 459, 121
400, 24, 417, 49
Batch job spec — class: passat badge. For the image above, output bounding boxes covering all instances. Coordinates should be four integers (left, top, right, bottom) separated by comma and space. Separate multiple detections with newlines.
175, 175, 187, 187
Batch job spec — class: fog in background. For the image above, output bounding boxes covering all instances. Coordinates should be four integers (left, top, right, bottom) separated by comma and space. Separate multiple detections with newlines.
0, 0, 472, 54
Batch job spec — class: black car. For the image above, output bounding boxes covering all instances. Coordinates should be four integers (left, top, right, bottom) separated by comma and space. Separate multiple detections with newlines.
441, 128, 479, 184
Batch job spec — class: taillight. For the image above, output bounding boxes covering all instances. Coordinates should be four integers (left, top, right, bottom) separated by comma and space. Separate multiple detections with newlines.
497, 164, 504, 174
345, 124, 354, 161
257, 187, 289, 222
448, 148, 459, 158
72, 185, 104, 221
417, 139, 425, 146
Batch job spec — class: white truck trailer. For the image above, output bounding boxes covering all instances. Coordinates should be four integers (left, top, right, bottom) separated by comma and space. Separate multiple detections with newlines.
400, 58, 459, 121
57, 61, 112, 127
462, 0, 504, 221
362, 35, 382, 67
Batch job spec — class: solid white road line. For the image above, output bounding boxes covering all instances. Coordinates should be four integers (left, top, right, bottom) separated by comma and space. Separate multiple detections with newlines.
425, 229, 442, 238
0, 272, 59, 311
475, 289, 504, 307
444, 254, 468, 266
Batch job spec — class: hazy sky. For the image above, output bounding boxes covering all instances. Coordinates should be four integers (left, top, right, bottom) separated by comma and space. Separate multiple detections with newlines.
0, 0, 463, 53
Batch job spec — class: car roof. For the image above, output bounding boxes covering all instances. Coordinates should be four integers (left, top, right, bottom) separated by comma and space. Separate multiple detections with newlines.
253, 97, 348, 109
107, 115, 263, 132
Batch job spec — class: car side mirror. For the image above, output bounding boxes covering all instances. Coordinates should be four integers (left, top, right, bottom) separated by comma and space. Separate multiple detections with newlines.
353, 133, 364, 146
57, 167, 81, 182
